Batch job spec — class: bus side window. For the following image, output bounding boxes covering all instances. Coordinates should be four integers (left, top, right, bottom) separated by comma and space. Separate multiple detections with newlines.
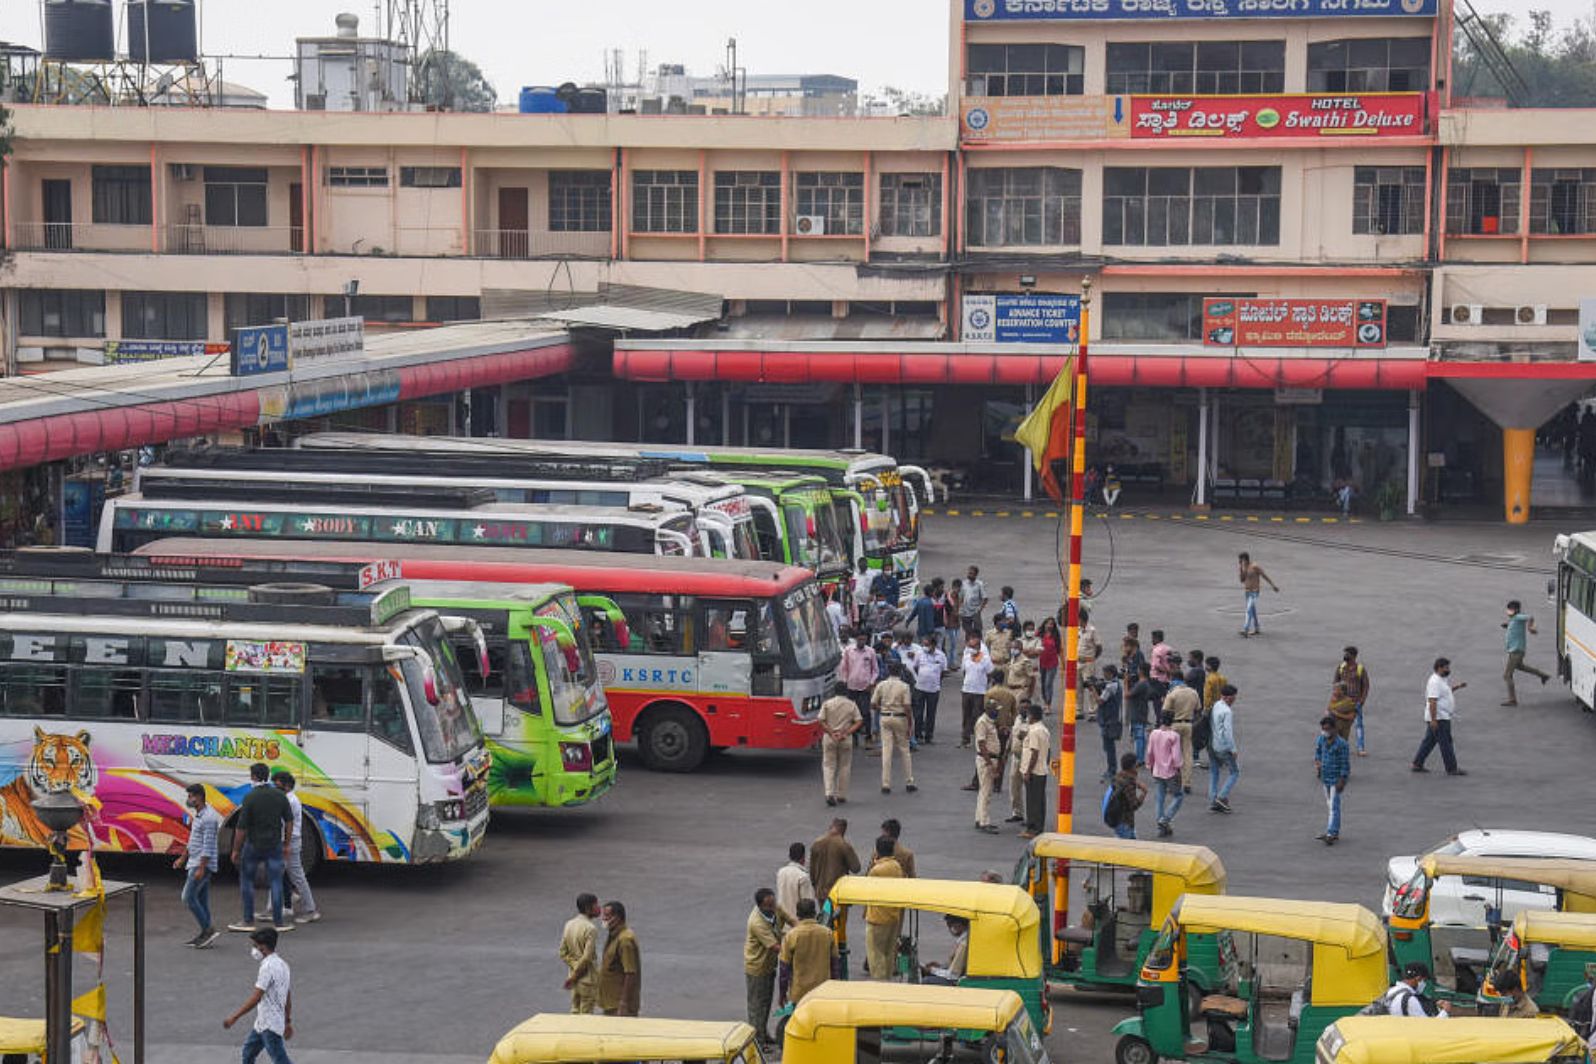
225, 676, 300, 727
640, 607, 690, 655
147, 670, 220, 723
506, 642, 543, 715
751, 508, 783, 561
0, 662, 68, 717
453, 636, 506, 698
754, 601, 777, 657
702, 602, 752, 652
369, 667, 414, 755
309, 664, 365, 726
73, 668, 143, 720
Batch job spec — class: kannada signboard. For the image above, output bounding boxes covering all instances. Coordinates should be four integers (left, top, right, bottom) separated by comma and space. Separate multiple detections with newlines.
962, 97, 1114, 141
1130, 93, 1424, 138
963, 293, 1082, 344
1203, 298, 1387, 348
104, 341, 228, 366
230, 324, 290, 377
965, 0, 1437, 18
289, 316, 365, 364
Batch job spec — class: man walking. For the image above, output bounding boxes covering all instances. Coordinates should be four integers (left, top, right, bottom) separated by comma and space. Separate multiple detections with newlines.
850, 559, 873, 628
908, 633, 947, 744
881, 818, 916, 878
1096, 665, 1124, 783
909, 583, 939, 641
559, 894, 602, 1014
817, 684, 863, 806
1148, 712, 1184, 837
808, 819, 861, 904
224, 927, 294, 1064
872, 663, 917, 795
1237, 552, 1279, 637
1105, 753, 1147, 840
1077, 609, 1101, 718
960, 565, 988, 635
972, 701, 1002, 834
776, 843, 816, 925
1208, 685, 1240, 813
743, 887, 790, 1049
1413, 657, 1467, 776
1502, 600, 1551, 706
960, 633, 994, 747
1019, 703, 1052, 839
1335, 646, 1372, 757
1149, 630, 1176, 683
1314, 715, 1350, 845
1005, 698, 1033, 826
865, 836, 905, 979
1163, 674, 1200, 793
229, 762, 295, 933
778, 898, 837, 1009
271, 771, 319, 925
598, 900, 641, 1017
176, 783, 221, 948
841, 630, 879, 747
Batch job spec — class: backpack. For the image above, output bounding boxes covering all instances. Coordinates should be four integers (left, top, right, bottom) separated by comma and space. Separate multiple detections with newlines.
1103, 784, 1126, 828
1358, 985, 1432, 1018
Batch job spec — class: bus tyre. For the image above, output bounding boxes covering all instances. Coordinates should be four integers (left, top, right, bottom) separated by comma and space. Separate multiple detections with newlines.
1116, 1035, 1157, 1064
297, 813, 323, 878
637, 704, 708, 772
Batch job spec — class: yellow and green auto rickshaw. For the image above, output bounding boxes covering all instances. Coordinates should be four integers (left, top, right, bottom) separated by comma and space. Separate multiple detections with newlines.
1113, 895, 1390, 1064
819, 875, 1050, 1039
1478, 911, 1596, 1014
1387, 855, 1596, 1004
782, 982, 1048, 1064
1017, 833, 1228, 994
486, 1014, 764, 1064
0, 1016, 86, 1064
1315, 1016, 1586, 1064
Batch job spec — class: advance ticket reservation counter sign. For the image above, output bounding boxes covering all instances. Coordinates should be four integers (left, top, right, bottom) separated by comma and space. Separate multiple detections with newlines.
963, 294, 1082, 343
964, 0, 1437, 19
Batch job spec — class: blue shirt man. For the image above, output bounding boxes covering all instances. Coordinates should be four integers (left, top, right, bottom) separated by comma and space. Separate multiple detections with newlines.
910, 586, 938, 638
1314, 716, 1351, 844
1502, 598, 1550, 705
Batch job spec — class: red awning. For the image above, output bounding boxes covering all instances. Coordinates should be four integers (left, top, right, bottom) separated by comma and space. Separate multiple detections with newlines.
612, 348, 1430, 390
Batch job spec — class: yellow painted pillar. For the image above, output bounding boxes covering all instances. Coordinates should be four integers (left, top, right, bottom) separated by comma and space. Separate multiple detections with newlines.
1503, 427, 1535, 525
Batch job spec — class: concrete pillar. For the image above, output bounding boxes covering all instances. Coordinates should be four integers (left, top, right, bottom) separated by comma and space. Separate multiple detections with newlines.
1446, 377, 1595, 525
721, 388, 731, 446
1196, 388, 1209, 507
880, 389, 890, 453
853, 383, 863, 449
1209, 393, 1221, 482
782, 403, 792, 448
1022, 383, 1034, 502
685, 382, 696, 445
1407, 390, 1421, 516
1504, 427, 1535, 524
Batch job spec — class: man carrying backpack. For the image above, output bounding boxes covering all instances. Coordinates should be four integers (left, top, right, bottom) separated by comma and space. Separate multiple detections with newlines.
1380, 962, 1450, 1017
1103, 753, 1147, 840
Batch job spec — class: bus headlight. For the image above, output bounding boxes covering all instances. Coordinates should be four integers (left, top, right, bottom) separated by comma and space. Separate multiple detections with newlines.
422, 799, 466, 827
560, 742, 594, 772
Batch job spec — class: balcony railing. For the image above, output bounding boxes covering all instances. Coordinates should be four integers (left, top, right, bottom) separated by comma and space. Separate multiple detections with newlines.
9, 221, 156, 252
472, 228, 611, 260
165, 224, 304, 255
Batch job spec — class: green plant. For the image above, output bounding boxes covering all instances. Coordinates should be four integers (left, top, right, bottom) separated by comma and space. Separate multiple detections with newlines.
1373, 479, 1405, 518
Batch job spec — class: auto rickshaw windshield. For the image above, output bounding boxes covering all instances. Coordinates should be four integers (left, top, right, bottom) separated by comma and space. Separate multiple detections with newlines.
1144, 918, 1180, 971
1007, 1011, 1051, 1064
1389, 867, 1430, 920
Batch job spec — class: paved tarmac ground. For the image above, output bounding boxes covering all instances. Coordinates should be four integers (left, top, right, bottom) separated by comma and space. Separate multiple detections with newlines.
2, 511, 1595, 1063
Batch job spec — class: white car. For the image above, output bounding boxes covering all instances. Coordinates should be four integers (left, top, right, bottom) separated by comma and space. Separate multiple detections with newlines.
1383, 829, 1596, 926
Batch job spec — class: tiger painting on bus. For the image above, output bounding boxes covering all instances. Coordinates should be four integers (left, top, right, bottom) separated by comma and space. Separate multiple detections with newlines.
0, 726, 98, 849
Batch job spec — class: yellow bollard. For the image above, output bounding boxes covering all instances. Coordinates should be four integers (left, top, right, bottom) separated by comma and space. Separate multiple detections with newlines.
1503, 427, 1535, 525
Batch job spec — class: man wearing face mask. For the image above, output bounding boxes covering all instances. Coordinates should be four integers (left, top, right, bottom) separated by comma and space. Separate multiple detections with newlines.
175, 782, 222, 948
1412, 657, 1467, 776
1383, 961, 1450, 1017
223, 927, 294, 1063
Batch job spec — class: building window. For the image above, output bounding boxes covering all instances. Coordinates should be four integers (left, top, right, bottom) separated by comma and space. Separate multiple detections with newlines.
1307, 38, 1430, 92
1446, 167, 1521, 235
1103, 166, 1281, 246
879, 172, 942, 238
19, 290, 106, 338
548, 171, 613, 232
202, 167, 267, 227
223, 293, 310, 331
90, 165, 151, 225
1530, 168, 1596, 235
122, 291, 208, 340
424, 296, 481, 322
714, 171, 782, 235
966, 44, 1085, 96
631, 170, 699, 233
965, 167, 1082, 247
327, 166, 390, 188
1105, 41, 1285, 95
399, 166, 462, 188
795, 172, 864, 235
1386, 304, 1421, 343
324, 295, 415, 322
1353, 167, 1426, 235
1101, 292, 1250, 342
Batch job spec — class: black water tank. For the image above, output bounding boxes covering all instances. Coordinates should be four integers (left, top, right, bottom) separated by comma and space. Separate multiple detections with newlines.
128, 0, 198, 63
43, 0, 115, 62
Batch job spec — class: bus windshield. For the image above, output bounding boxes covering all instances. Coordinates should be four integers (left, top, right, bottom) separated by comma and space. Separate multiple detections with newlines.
401, 616, 483, 763
780, 582, 839, 674
537, 594, 604, 727
731, 518, 762, 562
784, 489, 846, 571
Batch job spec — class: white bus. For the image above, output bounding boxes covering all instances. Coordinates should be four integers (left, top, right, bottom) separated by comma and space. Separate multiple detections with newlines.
1553, 532, 1596, 711
138, 449, 763, 561
97, 493, 703, 558
0, 550, 491, 868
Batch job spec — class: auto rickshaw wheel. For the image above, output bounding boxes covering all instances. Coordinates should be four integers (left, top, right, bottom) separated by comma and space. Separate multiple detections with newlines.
1116, 1034, 1157, 1064
1186, 982, 1204, 1024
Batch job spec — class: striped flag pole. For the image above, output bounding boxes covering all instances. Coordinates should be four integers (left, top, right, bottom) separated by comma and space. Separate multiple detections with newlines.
1053, 277, 1091, 956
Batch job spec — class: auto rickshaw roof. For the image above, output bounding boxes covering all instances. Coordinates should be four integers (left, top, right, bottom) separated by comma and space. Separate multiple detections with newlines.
1419, 856, 1596, 898
487, 1014, 757, 1063
1322, 1016, 1584, 1064
1029, 833, 1226, 890
1513, 909, 1596, 949
828, 876, 1038, 922
783, 981, 1023, 1040
1172, 895, 1386, 956
0, 1016, 84, 1054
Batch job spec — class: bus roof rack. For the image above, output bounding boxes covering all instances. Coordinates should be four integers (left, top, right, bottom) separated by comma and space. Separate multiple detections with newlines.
159, 446, 678, 484
138, 475, 499, 510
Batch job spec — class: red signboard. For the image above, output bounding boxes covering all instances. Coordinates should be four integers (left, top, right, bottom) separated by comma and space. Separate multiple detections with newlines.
1131, 94, 1424, 139
1203, 298, 1388, 349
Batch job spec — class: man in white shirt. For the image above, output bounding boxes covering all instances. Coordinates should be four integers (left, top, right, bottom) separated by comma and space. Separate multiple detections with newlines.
272, 771, 319, 924
1412, 657, 1466, 776
850, 560, 874, 628
824, 591, 847, 638
959, 634, 994, 747
907, 634, 948, 744
1384, 961, 1450, 1017
921, 916, 970, 985
224, 927, 294, 1063
1019, 704, 1053, 838
775, 843, 817, 925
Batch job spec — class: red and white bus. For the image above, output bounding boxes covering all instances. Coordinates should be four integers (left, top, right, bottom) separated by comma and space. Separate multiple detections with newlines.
136, 539, 841, 773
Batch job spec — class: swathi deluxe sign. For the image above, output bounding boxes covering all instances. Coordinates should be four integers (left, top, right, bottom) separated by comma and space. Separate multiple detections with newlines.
1131, 93, 1424, 138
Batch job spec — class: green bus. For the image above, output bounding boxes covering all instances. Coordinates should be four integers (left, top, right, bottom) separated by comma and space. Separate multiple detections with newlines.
667, 469, 850, 596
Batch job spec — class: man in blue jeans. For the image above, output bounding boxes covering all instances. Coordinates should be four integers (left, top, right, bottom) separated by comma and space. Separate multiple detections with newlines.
1207, 684, 1241, 813
228, 762, 295, 933
1314, 714, 1350, 845
175, 782, 222, 948
224, 927, 294, 1064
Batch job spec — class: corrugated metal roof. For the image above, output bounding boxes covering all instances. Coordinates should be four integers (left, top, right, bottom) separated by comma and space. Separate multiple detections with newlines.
715, 315, 944, 341
534, 305, 716, 332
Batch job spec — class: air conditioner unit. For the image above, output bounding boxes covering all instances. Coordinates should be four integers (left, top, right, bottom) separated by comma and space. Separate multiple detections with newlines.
1516, 303, 1548, 326
170, 164, 196, 181
794, 214, 826, 236
1450, 303, 1484, 326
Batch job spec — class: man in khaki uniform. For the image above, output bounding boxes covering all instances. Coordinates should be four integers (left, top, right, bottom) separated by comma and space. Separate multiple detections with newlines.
558, 892, 602, 1014
778, 898, 837, 1007
1020, 703, 1053, 838
871, 664, 916, 794
864, 836, 905, 980
1163, 676, 1201, 791
743, 887, 791, 1047
973, 702, 1002, 834
598, 900, 641, 1016
817, 685, 863, 806
985, 624, 1013, 668
1005, 644, 1038, 705
1006, 702, 1034, 825
881, 817, 916, 878
808, 818, 861, 902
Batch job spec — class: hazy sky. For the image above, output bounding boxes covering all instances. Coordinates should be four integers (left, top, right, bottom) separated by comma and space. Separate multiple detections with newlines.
1, 0, 1591, 109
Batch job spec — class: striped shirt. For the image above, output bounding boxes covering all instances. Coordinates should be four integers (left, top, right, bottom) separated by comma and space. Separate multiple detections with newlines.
185, 804, 222, 870
1315, 733, 1350, 786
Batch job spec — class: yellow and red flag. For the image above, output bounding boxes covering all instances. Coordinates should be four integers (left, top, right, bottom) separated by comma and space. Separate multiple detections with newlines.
1013, 356, 1077, 503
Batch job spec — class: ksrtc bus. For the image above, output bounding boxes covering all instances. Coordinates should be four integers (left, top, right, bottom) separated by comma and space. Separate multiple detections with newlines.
1553, 532, 1596, 711
139, 538, 842, 772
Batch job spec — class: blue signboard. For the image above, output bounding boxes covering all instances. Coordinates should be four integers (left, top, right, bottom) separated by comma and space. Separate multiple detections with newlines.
231, 324, 290, 377
962, 294, 1082, 344
103, 340, 216, 365
965, 0, 1436, 19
